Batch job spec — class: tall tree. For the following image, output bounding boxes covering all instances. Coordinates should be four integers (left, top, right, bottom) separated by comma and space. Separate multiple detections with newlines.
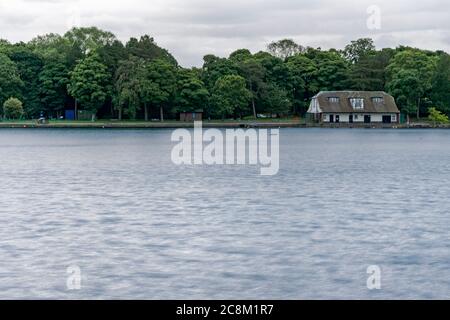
229, 49, 252, 63
114, 56, 145, 120
6, 44, 44, 117
286, 54, 318, 114
39, 53, 70, 118
267, 39, 304, 60
348, 48, 395, 91
143, 59, 177, 122
254, 51, 289, 89
431, 54, 450, 115
306, 49, 350, 91
236, 57, 266, 118
97, 40, 127, 78
211, 75, 251, 119
0, 53, 23, 113
201, 54, 238, 91
126, 35, 177, 65
260, 84, 292, 117
68, 53, 110, 121
343, 38, 376, 64
64, 27, 117, 56
387, 69, 422, 123
386, 49, 437, 118
174, 69, 209, 115
0, 39, 10, 51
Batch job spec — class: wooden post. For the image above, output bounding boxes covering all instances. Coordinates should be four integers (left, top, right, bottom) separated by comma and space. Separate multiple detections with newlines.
74, 99, 78, 120
144, 103, 149, 122
417, 98, 421, 120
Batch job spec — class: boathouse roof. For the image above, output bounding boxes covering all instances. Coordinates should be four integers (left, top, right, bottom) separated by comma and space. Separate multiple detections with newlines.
308, 91, 400, 114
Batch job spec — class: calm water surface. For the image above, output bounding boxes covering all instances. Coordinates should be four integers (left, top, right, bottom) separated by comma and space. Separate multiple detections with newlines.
0, 128, 450, 299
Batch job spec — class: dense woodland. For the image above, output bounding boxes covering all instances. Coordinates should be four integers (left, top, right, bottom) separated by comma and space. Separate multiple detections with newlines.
0, 27, 449, 121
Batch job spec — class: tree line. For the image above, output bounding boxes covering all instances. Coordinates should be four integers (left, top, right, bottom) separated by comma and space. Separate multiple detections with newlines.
0, 28, 449, 121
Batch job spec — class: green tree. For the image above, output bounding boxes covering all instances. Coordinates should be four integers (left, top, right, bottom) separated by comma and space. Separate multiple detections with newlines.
6, 44, 44, 118
286, 54, 318, 114
387, 69, 422, 123
386, 49, 437, 118
96, 40, 128, 118
142, 59, 177, 121
0, 39, 10, 52
236, 57, 266, 118
343, 38, 376, 64
174, 69, 209, 114
229, 49, 252, 63
68, 53, 110, 121
428, 107, 449, 126
3, 97, 24, 119
431, 54, 450, 115
126, 35, 177, 65
39, 53, 70, 118
201, 55, 238, 91
260, 84, 292, 116
348, 48, 395, 91
306, 49, 350, 91
0, 53, 23, 109
30, 33, 70, 57
64, 27, 117, 56
254, 51, 289, 87
267, 39, 304, 60
114, 56, 146, 120
211, 75, 251, 119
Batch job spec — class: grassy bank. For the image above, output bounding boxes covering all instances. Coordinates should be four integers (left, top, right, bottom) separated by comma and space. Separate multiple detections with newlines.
1, 119, 449, 129
0, 118, 304, 129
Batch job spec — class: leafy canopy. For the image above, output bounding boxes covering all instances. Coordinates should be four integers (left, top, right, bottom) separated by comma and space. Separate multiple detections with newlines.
68, 52, 110, 115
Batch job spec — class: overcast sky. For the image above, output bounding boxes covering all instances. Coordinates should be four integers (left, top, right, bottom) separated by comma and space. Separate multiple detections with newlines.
0, 0, 449, 66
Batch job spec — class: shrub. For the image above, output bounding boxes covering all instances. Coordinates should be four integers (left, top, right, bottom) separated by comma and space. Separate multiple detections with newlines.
428, 107, 449, 125
3, 97, 24, 120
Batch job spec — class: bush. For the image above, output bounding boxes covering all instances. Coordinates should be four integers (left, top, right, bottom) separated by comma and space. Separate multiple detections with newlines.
3, 97, 24, 120
428, 107, 449, 125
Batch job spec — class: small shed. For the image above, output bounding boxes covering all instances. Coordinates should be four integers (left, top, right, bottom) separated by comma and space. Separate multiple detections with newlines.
180, 111, 203, 122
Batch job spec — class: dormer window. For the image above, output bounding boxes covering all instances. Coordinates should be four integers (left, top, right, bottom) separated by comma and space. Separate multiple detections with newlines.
350, 98, 364, 110
328, 97, 340, 103
372, 97, 384, 104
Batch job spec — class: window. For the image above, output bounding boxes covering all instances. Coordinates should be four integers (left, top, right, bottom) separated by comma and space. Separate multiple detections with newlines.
392, 114, 397, 122
372, 97, 384, 104
350, 98, 364, 110
328, 97, 340, 103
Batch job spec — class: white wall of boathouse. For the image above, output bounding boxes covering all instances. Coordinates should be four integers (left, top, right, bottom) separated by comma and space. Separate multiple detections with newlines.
321, 113, 398, 123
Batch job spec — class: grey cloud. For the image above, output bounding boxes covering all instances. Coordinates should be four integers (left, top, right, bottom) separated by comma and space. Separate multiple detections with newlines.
0, 0, 449, 66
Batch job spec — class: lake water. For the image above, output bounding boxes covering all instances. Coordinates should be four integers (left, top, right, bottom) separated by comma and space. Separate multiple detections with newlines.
0, 128, 450, 299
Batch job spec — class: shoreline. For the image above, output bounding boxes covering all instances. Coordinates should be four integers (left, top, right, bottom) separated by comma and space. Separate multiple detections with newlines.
0, 121, 448, 129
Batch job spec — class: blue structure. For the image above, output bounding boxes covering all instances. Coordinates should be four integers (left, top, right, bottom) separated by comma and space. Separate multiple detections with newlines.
65, 110, 75, 121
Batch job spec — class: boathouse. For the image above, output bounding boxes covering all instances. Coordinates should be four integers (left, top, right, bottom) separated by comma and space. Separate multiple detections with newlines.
307, 91, 400, 124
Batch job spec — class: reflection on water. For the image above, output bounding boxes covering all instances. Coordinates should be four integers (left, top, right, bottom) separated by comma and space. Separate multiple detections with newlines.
0, 128, 449, 299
